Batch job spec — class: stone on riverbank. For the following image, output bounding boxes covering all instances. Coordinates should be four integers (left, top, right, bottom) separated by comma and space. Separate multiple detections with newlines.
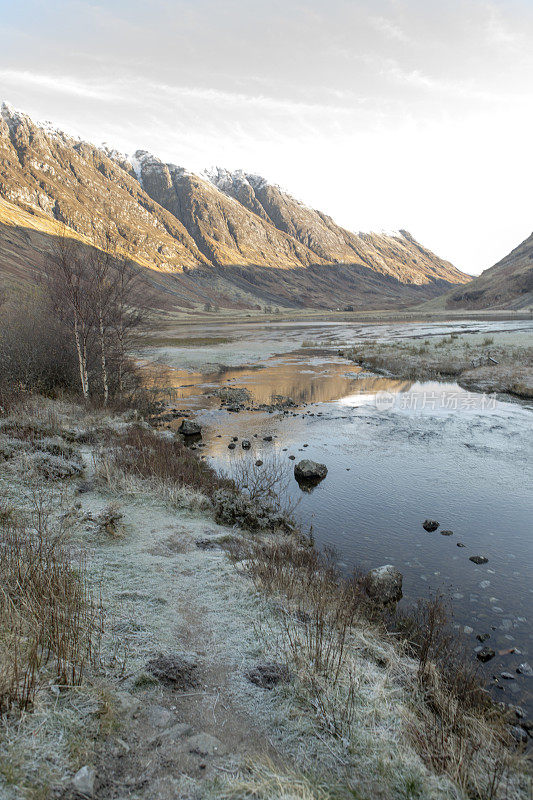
178, 420, 202, 436
365, 565, 403, 604
71, 765, 95, 797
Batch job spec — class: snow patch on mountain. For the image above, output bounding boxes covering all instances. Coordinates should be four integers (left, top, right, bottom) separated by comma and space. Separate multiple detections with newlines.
365, 229, 405, 240
204, 166, 277, 194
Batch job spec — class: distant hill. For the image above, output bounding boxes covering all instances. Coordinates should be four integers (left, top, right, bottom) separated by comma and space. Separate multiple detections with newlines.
0, 102, 470, 311
443, 232, 533, 311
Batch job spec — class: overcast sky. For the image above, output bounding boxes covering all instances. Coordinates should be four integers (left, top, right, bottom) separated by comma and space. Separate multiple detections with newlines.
2, 0, 533, 275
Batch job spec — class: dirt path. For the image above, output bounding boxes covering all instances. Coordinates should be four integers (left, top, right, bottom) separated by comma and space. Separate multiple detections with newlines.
74, 470, 279, 800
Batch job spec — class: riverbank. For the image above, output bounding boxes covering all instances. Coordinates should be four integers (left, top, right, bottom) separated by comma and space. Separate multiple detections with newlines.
343, 329, 533, 400
0, 396, 530, 799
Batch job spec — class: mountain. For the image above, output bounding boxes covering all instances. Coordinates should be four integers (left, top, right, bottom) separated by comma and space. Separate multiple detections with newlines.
0, 103, 470, 310
443, 232, 533, 310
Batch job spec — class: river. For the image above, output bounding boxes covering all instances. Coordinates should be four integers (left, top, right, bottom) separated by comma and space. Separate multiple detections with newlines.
141, 318, 533, 714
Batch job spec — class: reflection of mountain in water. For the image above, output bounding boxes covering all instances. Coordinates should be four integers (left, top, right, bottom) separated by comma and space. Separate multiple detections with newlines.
141, 358, 412, 407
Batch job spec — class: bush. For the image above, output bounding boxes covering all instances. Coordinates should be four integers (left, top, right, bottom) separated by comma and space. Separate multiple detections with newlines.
225, 537, 520, 796
0, 292, 81, 396
0, 501, 102, 713
101, 425, 233, 498
213, 488, 293, 532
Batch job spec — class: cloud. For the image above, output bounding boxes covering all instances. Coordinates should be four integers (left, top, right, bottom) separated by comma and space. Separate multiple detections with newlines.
369, 15, 410, 43
483, 3, 518, 45
1, 0, 533, 275
0, 68, 365, 118
378, 59, 516, 103
0, 70, 119, 101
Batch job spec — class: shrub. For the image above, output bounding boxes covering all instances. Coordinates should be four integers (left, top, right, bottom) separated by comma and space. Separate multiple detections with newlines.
101, 426, 233, 499
0, 504, 102, 713
0, 293, 81, 396
213, 489, 292, 532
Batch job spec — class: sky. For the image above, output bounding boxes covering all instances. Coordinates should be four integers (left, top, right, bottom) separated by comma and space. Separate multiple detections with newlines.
1, 0, 533, 275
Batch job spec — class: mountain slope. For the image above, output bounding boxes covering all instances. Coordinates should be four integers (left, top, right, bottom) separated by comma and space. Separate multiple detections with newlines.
0, 104, 210, 271
0, 103, 471, 310
443, 232, 533, 310
205, 167, 466, 285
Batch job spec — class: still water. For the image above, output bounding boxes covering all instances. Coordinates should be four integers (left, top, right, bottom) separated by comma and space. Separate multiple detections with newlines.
146, 321, 533, 712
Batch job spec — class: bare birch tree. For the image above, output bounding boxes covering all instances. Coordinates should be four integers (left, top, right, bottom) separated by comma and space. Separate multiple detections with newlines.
91, 217, 151, 399
46, 231, 96, 400
89, 218, 119, 405
45, 217, 152, 403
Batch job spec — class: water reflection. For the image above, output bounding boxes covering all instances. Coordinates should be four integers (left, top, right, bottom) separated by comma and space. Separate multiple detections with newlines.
141, 357, 413, 408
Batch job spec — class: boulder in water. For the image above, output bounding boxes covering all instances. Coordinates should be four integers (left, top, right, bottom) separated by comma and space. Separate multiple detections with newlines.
294, 459, 328, 484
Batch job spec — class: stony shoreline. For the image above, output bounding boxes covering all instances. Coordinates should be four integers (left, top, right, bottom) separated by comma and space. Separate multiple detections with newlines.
342, 329, 533, 400
0, 396, 531, 799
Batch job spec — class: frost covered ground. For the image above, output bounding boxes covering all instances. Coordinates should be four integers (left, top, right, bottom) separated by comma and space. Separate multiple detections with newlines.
0, 397, 530, 800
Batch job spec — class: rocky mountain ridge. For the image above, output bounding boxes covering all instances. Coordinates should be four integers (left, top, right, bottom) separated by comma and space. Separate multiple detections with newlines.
0, 102, 470, 310
443, 231, 533, 310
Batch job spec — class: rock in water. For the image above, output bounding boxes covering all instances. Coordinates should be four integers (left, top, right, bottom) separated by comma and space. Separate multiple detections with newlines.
440, 530, 454, 536
365, 565, 403, 604
469, 555, 489, 565
517, 662, 533, 677
188, 732, 223, 756
294, 459, 328, 483
422, 519, 439, 532
476, 647, 496, 663
241, 439, 251, 449
179, 420, 202, 436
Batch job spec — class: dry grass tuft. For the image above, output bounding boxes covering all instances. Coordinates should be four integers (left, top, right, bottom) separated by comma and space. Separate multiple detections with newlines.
0, 501, 102, 713
212, 758, 335, 800
98, 425, 233, 499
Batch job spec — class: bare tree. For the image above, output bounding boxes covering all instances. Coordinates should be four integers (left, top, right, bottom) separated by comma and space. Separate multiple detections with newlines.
45, 231, 96, 400
44, 216, 152, 403
106, 238, 152, 395
89, 218, 120, 405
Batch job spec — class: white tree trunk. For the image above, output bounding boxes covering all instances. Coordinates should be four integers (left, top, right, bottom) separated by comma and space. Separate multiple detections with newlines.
98, 312, 109, 405
74, 316, 89, 399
